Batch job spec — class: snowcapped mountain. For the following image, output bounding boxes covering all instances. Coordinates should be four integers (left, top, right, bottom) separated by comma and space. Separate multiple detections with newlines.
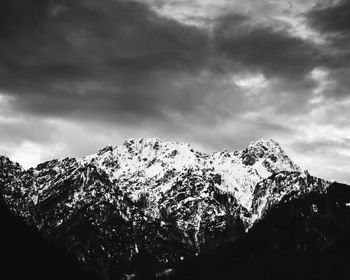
78, 138, 303, 221
0, 138, 331, 279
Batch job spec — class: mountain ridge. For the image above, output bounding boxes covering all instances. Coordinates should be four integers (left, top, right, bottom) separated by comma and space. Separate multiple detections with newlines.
0, 138, 333, 279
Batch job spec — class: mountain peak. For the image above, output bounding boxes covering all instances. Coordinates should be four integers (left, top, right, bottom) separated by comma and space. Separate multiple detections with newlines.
121, 137, 192, 151
246, 138, 283, 157
248, 138, 280, 148
242, 138, 301, 173
123, 137, 161, 146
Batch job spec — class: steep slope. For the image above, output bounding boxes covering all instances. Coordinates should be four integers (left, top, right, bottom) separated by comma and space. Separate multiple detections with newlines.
0, 197, 99, 280
167, 182, 350, 280
0, 138, 331, 279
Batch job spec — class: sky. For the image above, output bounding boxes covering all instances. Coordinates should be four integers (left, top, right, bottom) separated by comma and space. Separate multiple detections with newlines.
0, 0, 350, 183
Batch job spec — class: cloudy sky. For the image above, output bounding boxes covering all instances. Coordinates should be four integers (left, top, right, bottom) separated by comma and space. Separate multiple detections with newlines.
0, 0, 350, 183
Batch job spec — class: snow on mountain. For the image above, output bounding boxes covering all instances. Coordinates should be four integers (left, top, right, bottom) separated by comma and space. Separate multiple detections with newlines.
79, 138, 301, 214
0, 138, 331, 279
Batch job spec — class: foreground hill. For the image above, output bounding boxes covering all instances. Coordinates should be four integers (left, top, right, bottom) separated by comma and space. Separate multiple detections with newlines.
0, 197, 99, 280
167, 182, 350, 280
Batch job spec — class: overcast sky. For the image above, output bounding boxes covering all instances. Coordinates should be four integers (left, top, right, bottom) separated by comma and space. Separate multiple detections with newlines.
0, 0, 350, 183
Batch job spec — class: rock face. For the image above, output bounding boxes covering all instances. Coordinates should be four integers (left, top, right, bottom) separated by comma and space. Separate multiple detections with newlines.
0, 138, 331, 279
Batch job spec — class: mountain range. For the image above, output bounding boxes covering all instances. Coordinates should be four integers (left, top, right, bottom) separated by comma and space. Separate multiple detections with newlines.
0, 138, 348, 280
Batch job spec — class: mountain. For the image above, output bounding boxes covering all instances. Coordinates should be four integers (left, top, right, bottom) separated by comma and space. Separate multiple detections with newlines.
0, 138, 335, 279
166, 182, 350, 280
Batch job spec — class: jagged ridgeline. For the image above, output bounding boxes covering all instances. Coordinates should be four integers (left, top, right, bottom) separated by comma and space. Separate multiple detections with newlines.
0, 138, 339, 279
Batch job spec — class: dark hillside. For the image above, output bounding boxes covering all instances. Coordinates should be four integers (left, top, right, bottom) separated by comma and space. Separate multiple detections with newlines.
0, 198, 99, 280
168, 182, 350, 280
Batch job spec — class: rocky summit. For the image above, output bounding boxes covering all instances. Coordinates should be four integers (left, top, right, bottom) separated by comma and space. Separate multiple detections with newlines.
0, 138, 332, 279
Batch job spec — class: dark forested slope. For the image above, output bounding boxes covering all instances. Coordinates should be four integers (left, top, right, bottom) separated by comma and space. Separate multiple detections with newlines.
167, 182, 350, 280
0, 198, 99, 280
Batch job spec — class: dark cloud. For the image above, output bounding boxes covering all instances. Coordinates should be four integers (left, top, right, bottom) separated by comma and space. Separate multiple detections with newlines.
0, 0, 326, 126
306, 1, 350, 99
307, 1, 350, 64
308, 0, 350, 35
0, 0, 211, 122
0, 0, 49, 38
213, 14, 322, 80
